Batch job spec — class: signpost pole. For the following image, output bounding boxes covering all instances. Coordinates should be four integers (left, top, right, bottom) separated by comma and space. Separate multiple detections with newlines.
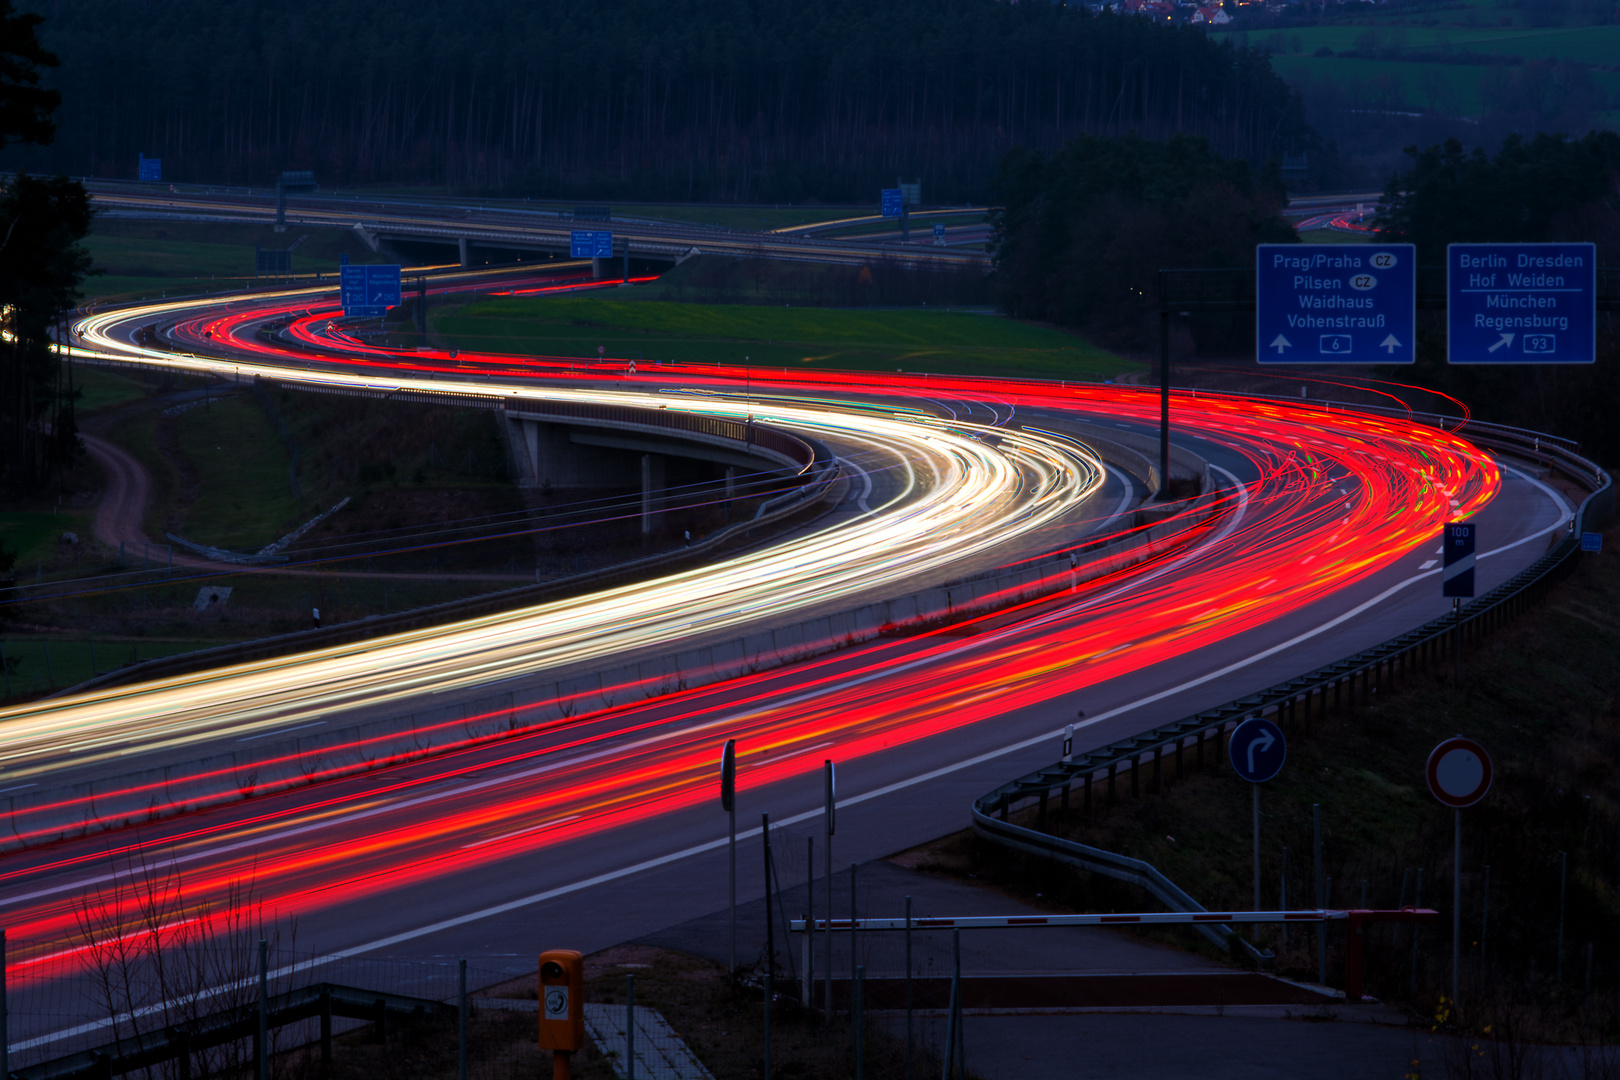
1453, 599, 1461, 686
719, 739, 738, 975
1253, 785, 1262, 912
824, 760, 835, 1019
1158, 309, 1170, 498
729, 798, 737, 974
1453, 808, 1462, 1005
1426, 736, 1493, 1004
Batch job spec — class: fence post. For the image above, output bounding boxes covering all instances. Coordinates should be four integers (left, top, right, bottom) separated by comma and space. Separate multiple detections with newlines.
458, 959, 468, 1080
763, 968, 772, 1080
853, 965, 865, 1080
850, 863, 859, 993
1314, 806, 1326, 986
257, 939, 269, 1080
2, 927, 8, 1080
905, 896, 914, 1080
627, 972, 636, 1080
320, 987, 333, 1065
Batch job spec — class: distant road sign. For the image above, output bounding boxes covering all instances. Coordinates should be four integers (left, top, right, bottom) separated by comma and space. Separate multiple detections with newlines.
881, 188, 903, 219
1257, 243, 1415, 364
1228, 717, 1286, 783
1447, 243, 1595, 364
1582, 532, 1603, 553
570, 230, 613, 258
1442, 521, 1475, 598
138, 155, 161, 182
933, 222, 945, 243
1426, 736, 1492, 808
340, 264, 402, 317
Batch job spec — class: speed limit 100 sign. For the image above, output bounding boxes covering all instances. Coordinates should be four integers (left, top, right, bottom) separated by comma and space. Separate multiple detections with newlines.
1426, 736, 1492, 808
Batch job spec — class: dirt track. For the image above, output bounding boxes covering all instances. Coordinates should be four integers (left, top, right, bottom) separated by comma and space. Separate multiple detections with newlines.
82, 433, 154, 551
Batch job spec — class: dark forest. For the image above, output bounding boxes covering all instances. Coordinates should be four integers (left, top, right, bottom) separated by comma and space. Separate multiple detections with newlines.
7, 0, 1314, 201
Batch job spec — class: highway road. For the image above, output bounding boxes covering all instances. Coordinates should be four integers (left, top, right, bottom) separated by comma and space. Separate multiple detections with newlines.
84, 182, 990, 270
0, 268, 1583, 1068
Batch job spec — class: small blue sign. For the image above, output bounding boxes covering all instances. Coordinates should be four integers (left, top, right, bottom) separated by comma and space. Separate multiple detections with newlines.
570, 230, 613, 259
138, 155, 161, 182
1257, 244, 1415, 364
1442, 521, 1476, 598
881, 188, 903, 219
1228, 717, 1286, 784
1582, 532, 1603, 553
340, 264, 402, 318
1447, 243, 1596, 364
933, 222, 945, 241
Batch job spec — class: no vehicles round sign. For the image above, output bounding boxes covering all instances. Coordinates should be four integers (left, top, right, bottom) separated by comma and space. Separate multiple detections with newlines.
1426, 736, 1492, 808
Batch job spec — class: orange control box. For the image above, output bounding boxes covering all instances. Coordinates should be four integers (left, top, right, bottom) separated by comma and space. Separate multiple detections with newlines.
538, 950, 585, 1052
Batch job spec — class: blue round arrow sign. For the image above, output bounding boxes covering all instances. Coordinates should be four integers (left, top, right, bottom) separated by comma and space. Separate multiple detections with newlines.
1229, 717, 1287, 783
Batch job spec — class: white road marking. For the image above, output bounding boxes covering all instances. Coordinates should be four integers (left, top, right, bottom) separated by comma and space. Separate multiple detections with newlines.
838, 455, 875, 514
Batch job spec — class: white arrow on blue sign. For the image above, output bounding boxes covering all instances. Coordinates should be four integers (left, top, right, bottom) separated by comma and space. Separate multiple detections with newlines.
1447, 243, 1596, 364
1228, 717, 1286, 783
1256, 243, 1415, 365
1442, 521, 1476, 598
881, 188, 903, 219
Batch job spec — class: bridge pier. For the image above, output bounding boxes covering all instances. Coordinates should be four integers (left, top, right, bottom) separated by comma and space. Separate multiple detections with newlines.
458, 238, 471, 267
641, 453, 666, 535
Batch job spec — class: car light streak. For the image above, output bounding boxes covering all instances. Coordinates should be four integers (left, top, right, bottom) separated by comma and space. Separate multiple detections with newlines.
0, 272, 1507, 986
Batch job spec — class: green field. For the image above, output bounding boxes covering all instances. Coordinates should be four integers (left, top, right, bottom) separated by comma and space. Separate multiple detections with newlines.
67, 366, 151, 415
433, 296, 1131, 380
1228, 9, 1620, 124
0, 509, 96, 569
0, 636, 233, 699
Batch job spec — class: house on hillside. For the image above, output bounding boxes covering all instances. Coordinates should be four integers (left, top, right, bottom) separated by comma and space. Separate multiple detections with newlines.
1191, 5, 1232, 24
1118, 0, 1176, 19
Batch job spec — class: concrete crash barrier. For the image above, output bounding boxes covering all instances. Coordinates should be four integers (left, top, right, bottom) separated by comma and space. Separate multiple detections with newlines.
2, 458, 1225, 854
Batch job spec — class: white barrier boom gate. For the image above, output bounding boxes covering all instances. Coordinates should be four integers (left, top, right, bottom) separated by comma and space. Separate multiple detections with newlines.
790, 908, 1439, 1002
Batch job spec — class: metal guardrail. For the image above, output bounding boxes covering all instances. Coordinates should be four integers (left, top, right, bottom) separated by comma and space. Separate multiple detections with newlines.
972, 424, 1613, 967
14, 982, 455, 1080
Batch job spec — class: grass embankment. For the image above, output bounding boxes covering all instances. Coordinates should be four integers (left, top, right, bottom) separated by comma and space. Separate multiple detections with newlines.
434, 294, 1130, 381
80, 220, 400, 301
912, 521, 1620, 1037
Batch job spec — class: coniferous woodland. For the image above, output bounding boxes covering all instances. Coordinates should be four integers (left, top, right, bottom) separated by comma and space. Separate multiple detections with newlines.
7, 0, 1312, 201
0, 0, 93, 493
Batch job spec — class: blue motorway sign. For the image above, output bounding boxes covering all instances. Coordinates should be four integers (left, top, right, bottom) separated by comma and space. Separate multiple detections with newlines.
570, 230, 613, 258
881, 188, 903, 219
1442, 521, 1476, 599
138, 155, 161, 182
1256, 244, 1414, 364
1582, 532, 1603, 553
1447, 243, 1595, 364
340, 264, 402, 318
933, 221, 945, 241
1228, 717, 1286, 784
